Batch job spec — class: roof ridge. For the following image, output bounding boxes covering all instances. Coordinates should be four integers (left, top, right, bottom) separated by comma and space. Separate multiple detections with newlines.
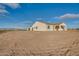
36, 21, 64, 25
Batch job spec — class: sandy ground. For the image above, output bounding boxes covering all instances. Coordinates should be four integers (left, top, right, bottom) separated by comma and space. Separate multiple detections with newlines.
0, 31, 79, 56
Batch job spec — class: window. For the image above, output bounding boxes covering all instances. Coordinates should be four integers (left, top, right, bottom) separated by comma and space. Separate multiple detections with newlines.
36, 26, 38, 29
28, 28, 30, 31
61, 25, 64, 29
48, 25, 50, 29
32, 28, 33, 31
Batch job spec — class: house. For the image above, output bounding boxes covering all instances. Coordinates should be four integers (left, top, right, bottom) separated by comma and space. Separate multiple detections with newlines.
27, 21, 67, 31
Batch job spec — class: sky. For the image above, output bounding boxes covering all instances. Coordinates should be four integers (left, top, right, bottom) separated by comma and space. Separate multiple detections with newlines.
0, 3, 79, 29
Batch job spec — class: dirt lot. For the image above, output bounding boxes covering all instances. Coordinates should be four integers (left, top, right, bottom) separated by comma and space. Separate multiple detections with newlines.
0, 31, 79, 56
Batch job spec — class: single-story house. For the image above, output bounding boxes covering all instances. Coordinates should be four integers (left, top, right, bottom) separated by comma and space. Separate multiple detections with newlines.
27, 21, 67, 31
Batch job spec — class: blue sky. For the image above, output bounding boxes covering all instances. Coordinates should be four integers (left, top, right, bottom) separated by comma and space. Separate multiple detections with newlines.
0, 3, 79, 29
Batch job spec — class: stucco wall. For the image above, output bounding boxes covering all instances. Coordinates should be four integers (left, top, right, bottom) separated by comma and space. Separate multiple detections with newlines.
30, 22, 67, 31
31, 22, 48, 31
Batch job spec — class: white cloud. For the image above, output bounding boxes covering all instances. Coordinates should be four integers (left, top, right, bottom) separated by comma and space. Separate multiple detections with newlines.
0, 4, 9, 15
55, 13, 79, 19
0, 9, 9, 14
0, 10, 9, 16
36, 18, 43, 20
0, 4, 5, 9
0, 3, 20, 16
3, 3, 20, 9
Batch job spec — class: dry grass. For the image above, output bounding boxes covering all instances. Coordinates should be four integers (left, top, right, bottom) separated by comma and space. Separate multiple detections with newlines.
0, 31, 79, 56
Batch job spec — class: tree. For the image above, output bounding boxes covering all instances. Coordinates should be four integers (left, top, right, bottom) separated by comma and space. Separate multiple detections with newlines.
55, 26, 59, 31
61, 25, 64, 29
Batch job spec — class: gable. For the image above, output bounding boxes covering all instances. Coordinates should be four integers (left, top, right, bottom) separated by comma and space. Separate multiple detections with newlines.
32, 21, 47, 27
59, 23, 66, 26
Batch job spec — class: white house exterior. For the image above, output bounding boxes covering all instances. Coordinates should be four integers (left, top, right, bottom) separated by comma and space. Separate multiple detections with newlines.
27, 21, 67, 31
